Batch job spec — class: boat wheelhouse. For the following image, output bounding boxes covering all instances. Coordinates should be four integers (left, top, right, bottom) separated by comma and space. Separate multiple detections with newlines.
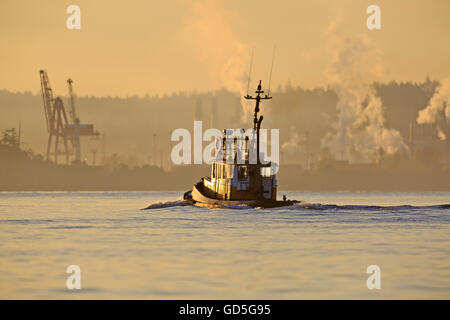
202, 132, 277, 201
184, 80, 298, 208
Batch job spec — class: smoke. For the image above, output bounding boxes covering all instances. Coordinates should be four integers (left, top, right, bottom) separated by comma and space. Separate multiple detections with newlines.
181, 1, 253, 123
437, 127, 447, 141
321, 25, 407, 163
416, 77, 450, 140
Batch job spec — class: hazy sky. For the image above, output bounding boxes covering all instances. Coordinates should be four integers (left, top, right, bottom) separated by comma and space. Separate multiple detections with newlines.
1, 0, 449, 97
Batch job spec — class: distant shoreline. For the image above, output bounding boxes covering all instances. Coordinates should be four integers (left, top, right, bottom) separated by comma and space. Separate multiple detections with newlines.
2, 144, 450, 193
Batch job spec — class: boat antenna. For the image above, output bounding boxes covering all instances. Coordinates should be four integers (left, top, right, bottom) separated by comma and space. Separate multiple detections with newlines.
246, 47, 254, 96
267, 45, 276, 96
244, 80, 272, 164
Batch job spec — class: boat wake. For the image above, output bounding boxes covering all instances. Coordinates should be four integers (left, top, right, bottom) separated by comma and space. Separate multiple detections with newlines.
143, 200, 189, 210
281, 202, 450, 211
143, 200, 450, 211
220, 203, 450, 211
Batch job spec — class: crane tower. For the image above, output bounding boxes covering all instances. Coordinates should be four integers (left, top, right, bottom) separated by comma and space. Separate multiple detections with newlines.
39, 70, 99, 164
39, 70, 71, 164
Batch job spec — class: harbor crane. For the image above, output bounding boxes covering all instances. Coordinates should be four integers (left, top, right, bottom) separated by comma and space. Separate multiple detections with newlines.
40, 70, 71, 164
39, 70, 99, 164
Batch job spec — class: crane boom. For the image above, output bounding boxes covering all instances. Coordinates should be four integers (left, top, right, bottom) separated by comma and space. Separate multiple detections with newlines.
39, 70, 72, 163
39, 70, 54, 132
38, 70, 100, 164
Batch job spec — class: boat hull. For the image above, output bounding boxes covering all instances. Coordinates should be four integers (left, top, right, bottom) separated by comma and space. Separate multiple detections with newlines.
184, 182, 300, 209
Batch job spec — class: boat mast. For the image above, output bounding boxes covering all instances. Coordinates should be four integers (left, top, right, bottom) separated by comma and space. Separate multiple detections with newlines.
244, 80, 272, 164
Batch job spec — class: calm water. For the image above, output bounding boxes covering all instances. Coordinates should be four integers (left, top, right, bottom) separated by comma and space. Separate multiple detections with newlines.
0, 191, 449, 299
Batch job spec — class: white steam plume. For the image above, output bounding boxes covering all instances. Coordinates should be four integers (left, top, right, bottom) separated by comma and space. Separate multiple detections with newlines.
416, 77, 450, 140
321, 25, 407, 163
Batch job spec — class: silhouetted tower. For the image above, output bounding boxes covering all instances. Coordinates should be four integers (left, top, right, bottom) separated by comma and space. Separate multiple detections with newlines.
67, 78, 81, 162
66, 78, 100, 163
40, 70, 71, 164
40, 70, 99, 164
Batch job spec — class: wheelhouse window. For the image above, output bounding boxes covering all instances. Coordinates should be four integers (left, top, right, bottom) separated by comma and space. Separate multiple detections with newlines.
261, 166, 273, 177
238, 165, 248, 181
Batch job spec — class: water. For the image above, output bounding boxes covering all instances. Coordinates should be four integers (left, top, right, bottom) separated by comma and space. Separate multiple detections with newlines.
0, 191, 449, 299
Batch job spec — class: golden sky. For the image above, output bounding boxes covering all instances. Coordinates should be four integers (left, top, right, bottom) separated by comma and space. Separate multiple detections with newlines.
1, 0, 449, 97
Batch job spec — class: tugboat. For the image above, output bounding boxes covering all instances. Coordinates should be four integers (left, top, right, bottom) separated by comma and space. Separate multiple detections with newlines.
184, 80, 300, 208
